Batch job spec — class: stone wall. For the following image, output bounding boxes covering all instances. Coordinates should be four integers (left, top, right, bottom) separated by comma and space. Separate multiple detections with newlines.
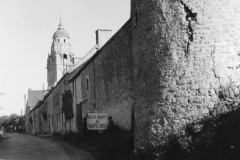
72, 21, 134, 131
93, 21, 134, 130
46, 92, 53, 134
80, 63, 95, 114
60, 76, 75, 133
131, 0, 240, 148
28, 73, 77, 136
27, 0, 240, 150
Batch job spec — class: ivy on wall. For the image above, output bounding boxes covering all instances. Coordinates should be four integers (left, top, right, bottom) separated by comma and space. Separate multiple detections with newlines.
62, 90, 74, 120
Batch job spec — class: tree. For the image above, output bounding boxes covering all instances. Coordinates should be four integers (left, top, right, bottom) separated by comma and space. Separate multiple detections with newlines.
0, 115, 10, 128
0, 114, 25, 132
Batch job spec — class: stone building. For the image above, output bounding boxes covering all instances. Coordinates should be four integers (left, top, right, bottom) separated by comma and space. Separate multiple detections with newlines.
25, 89, 44, 133
26, 21, 113, 135
69, 22, 133, 131
47, 20, 74, 89
27, 0, 240, 150
69, 0, 240, 148
26, 89, 44, 110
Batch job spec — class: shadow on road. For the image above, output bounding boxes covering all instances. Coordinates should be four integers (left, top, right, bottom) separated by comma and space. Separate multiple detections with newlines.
0, 135, 10, 141
0, 135, 10, 149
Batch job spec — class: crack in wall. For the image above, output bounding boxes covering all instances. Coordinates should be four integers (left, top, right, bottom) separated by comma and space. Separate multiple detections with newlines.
180, 0, 197, 55
210, 46, 219, 77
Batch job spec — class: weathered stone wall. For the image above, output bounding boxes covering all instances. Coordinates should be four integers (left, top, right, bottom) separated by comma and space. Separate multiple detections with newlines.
46, 93, 53, 134
131, 0, 240, 148
52, 84, 62, 133
80, 63, 95, 113
57, 75, 75, 134
28, 112, 33, 134
94, 21, 134, 130
29, 73, 76, 136
28, 0, 240, 149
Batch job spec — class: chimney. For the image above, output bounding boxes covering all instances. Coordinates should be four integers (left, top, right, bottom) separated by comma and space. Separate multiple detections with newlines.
95, 29, 112, 49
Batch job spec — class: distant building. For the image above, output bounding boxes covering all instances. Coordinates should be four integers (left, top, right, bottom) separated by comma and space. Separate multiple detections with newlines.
25, 88, 44, 133
27, 89, 44, 110
47, 20, 74, 89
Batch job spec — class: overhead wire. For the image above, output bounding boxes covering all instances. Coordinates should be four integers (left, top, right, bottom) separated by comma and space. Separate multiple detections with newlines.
73, 0, 90, 45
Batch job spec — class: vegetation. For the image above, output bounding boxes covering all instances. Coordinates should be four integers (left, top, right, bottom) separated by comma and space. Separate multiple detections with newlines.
55, 87, 240, 160
134, 86, 240, 160
56, 127, 134, 160
0, 114, 25, 132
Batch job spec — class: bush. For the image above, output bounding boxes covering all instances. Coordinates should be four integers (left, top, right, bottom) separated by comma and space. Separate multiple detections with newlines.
58, 128, 134, 160
52, 132, 61, 137
134, 97, 240, 160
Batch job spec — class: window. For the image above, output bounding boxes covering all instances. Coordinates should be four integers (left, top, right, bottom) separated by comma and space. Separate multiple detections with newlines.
64, 39, 65, 42
52, 114, 53, 126
58, 39, 59, 42
86, 77, 89, 91
72, 81, 75, 95
63, 54, 67, 59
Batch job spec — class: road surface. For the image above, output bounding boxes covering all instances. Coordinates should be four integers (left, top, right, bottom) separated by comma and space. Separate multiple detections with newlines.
0, 133, 95, 160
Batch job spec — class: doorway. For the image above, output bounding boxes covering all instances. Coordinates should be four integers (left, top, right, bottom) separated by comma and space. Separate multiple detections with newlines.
76, 103, 82, 134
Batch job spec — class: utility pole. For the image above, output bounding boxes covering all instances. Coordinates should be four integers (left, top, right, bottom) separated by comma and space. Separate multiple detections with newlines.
43, 83, 44, 95
24, 94, 26, 114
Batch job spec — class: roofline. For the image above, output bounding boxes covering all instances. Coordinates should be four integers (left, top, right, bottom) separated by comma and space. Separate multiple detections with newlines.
95, 29, 112, 32
52, 36, 70, 39
28, 18, 131, 115
68, 18, 131, 82
28, 73, 69, 114
42, 73, 69, 102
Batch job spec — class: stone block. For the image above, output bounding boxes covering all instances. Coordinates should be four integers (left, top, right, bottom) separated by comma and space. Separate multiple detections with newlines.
211, 95, 218, 102
208, 102, 215, 108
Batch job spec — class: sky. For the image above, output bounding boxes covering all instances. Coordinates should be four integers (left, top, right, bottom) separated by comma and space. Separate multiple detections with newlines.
0, 0, 130, 116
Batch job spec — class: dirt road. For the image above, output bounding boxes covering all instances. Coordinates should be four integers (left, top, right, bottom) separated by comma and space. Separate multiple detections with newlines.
0, 133, 95, 160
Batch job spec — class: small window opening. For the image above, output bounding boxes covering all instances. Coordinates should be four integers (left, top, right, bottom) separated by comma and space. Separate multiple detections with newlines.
64, 39, 65, 42
63, 54, 67, 59
72, 81, 75, 95
58, 39, 59, 42
86, 78, 89, 91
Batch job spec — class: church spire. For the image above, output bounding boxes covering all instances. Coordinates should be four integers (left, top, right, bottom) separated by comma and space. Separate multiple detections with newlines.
58, 13, 63, 29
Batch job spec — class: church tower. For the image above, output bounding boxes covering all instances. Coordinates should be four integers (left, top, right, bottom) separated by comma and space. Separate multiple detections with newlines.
47, 20, 74, 89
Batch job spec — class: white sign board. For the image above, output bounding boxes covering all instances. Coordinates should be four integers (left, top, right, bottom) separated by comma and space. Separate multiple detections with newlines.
87, 113, 108, 130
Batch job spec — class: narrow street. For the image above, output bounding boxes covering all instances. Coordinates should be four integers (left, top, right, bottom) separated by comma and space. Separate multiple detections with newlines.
0, 133, 95, 160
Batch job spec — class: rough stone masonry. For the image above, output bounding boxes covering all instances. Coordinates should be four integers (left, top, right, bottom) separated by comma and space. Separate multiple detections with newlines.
131, 0, 240, 148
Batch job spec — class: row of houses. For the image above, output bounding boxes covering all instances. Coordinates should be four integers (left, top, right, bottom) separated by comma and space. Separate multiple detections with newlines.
25, 17, 134, 136
25, 0, 240, 149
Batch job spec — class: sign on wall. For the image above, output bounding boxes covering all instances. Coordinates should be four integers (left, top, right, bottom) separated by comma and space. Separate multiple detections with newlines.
87, 113, 108, 130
